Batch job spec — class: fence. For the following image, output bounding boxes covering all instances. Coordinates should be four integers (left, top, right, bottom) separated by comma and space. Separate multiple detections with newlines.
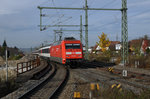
17, 58, 40, 75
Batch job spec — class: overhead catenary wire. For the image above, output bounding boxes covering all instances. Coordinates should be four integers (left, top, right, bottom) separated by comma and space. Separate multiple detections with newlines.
90, 8, 150, 31
41, 0, 79, 28
89, 0, 118, 16
88, 7, 150, 33
39, 0, 51, 6
54, 17, 72, 25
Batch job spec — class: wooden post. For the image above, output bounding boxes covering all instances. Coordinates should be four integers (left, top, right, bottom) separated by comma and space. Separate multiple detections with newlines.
26, 62, 28, 71
32, 60, 34, 68
29, 61, 31, 70
17, 63, 19, 75
28, 62, 29, 70
21, 63, 23, 73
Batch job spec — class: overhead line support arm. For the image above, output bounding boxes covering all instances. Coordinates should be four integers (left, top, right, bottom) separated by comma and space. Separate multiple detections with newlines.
38, 25, 80, 27
37, 6, 122, 11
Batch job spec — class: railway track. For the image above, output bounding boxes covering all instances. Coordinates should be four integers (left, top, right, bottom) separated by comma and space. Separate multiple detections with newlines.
80, 60, 115, 68
90, 69, 150, 89
97, 67, 150, 86
110, 68, 150, 79
81, 61, 150, 86
18, 63, 68, 99
71, 68, 150, 94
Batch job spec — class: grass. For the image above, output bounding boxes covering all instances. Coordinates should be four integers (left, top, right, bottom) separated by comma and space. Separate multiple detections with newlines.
99, 88, 150, 99
8, 55, 23, 60
129, 54, 150, 68
89, 52, 111, 63
0, 69, 19, 98
89, 51, 150, 69
0, 69, 16, 82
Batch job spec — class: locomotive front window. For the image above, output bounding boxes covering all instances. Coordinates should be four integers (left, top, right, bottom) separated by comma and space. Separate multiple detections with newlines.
65, 44, 72, 49
65, 44, 80, 49
73, 44, 80, 49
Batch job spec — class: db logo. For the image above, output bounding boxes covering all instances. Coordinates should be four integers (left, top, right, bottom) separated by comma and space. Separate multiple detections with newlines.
72, 52, 75, 54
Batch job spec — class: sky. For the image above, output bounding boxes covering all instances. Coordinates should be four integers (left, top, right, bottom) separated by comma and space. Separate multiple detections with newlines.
0, 0, 150, 48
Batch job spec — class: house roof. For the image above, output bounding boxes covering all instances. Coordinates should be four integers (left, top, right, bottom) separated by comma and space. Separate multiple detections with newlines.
93, 45, 98, 50
110, 41, 120, 45
92, 41, 121, 51
129, 39, 142, 46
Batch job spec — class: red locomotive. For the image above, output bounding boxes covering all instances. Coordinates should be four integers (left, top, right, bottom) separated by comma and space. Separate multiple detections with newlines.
37, 37, 83, 66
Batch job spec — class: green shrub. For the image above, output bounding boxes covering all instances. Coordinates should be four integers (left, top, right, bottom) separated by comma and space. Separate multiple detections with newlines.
96, 55, 111, 63
89, 50, 113, 63
9, 54, 23, 60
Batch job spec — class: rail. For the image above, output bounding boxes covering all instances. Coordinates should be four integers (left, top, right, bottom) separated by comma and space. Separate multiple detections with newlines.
17, 58, 40, 75
17, 63, 68, 99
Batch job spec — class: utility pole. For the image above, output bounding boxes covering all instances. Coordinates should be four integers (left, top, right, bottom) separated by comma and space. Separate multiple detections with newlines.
121, 0, 128, 77
121, 0, 128, 66
85, 0, 88, 58
54, 30, 56, 42
40, 9, 42, 31
5, 48, 8, 82
38, 0, 127, 60
116, 33, 118, 41
80, 15, 83, 44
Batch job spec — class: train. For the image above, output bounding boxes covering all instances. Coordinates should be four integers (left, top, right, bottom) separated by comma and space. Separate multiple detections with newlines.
35, 37, 83, 67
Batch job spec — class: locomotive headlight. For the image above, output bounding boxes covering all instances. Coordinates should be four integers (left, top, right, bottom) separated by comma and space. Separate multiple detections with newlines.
76, 52, 81, 54
66, 52, 72, 54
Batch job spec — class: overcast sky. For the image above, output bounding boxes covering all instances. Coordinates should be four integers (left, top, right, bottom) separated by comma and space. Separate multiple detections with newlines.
0, 0, 150, 48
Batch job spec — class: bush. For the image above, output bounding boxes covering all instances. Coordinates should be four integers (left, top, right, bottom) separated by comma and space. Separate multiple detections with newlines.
144, 56, 150, 68
129, 54, 150, 68
96, 54, 111, 63
115, 57, 121, 65
9, 54, 23, 60
89, 53, 97, 61
89, 51, 111, 63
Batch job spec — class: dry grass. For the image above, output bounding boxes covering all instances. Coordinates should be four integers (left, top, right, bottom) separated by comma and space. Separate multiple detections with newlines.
0, 68, 18, 98
0, 69, 17, 82
129, 55, 150, 68
89, 53, 111, 63
100, 88, 150, 99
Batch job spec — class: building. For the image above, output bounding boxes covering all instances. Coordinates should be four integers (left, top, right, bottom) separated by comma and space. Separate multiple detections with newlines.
109, 41, 121, 51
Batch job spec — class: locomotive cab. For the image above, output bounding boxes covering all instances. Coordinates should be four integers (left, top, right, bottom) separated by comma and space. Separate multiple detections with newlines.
61, 38, 83, 66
